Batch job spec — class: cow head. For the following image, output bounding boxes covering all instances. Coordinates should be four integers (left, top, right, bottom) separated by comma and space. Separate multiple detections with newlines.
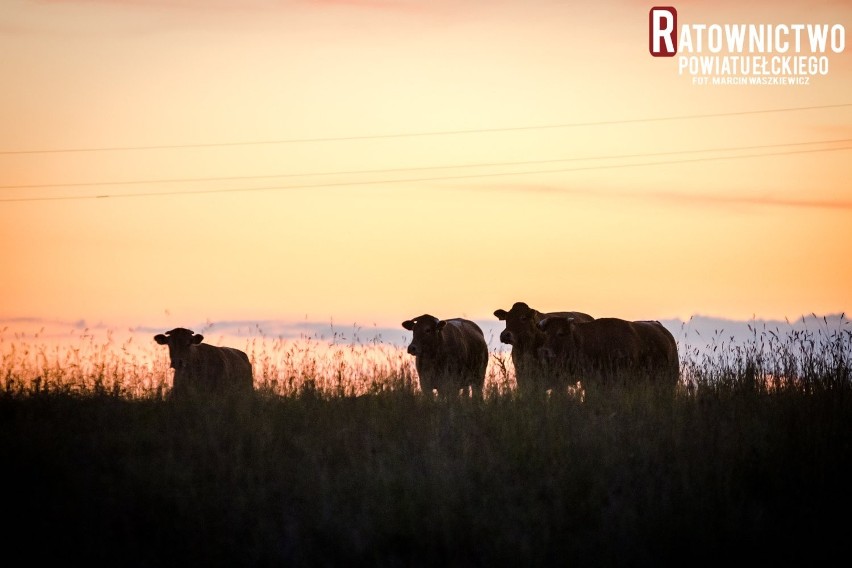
536, 316, 576, 360
493, 302, 541, 346
402, 315, 447, 357
154, 328, 203, 372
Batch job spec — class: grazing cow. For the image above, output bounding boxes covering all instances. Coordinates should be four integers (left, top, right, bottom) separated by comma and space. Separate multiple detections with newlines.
493, 302, 594, 393
402, 315, 489, 396
536, 316, 679, 395
154, 328, 254, 399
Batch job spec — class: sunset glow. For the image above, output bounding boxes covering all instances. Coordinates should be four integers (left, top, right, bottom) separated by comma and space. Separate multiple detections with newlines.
2, 0, 850, 336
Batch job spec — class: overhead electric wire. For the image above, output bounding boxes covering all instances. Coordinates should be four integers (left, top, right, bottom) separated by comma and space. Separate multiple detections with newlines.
2, 145, 849, 203
1, 103, 849, 156
2, 138, 849, 191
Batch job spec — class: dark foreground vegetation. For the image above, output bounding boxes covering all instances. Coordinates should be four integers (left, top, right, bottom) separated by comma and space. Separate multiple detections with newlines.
2, 379, 851, 567
2, 318, 850, 566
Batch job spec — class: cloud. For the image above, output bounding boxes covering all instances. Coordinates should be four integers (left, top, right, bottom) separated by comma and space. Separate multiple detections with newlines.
138, 317, 511, 350
4, 314, 849, 362
35, 0, 429, 12
4, 0, 439, 38
468, 182, 852, 211
0, 317, 114, 341
39, 0, 273, 8
306, 0, 428, 11
649, 190, 852, 211
669, 313, 851, 356
0, 316, 96, 330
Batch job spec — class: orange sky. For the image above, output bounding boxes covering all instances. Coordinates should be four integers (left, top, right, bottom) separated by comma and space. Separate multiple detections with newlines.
1, 0, 850, 332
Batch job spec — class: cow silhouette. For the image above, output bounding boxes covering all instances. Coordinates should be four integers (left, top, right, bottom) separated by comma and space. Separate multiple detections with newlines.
537, 316, 679, 396
402, 315, 488, 397
493, 301, 594, 393
154, 328, 253, 399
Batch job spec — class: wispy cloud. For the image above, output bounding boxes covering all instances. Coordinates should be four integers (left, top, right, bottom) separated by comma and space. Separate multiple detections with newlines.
5, 313, 847, 355
37, 0, 279, 8
6, 0, 437, 37
0, 316, 93, 330
670, 312, 850, 353
140, 317, 511, 349
34, 0, 430, 12
466, 183, 852, 211
652, 191, 852, 211
0, 316, 510, 350
306, 0, 429, 11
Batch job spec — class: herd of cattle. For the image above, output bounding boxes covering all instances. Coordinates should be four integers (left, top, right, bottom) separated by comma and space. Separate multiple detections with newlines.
154, 301, 680, 399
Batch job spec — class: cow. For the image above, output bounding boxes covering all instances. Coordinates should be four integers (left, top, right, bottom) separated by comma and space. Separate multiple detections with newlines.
493, 301, 594, 394
402, 315, 489, 397
154, 328, 254, 399
536, 316, 680, 397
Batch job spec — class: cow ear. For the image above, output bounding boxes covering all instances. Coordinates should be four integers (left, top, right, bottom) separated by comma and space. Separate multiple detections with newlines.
537, 317, 550, 331
154, 334, 168, 345
494, 309, 508, 320
436, 320, 447, 331
192, 334, 204, 344
402, 320, 415, 331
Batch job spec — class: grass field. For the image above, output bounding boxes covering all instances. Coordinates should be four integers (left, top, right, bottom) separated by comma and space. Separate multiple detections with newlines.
1, 319, 850, 566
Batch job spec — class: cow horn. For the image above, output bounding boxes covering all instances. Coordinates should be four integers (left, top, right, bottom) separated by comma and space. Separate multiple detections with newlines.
538, 317, 550, 330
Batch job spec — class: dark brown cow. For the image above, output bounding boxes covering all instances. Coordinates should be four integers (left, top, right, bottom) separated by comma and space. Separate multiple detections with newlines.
536, 316, 679, 395
154, 328, 254, 399
402, 315, 488, 396
493, 302, 594, 393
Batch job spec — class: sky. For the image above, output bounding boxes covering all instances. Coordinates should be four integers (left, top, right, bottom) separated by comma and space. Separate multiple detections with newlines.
1, 0, 850, 340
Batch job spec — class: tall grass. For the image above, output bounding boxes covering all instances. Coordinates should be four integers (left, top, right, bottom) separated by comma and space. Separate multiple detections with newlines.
1, 318, 850, 566
0, 326, 170, 398
0, 325, 517, 398
679, 313, 852, 394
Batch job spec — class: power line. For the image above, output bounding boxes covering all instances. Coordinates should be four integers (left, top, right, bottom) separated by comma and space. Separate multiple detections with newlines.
1, 103, 849, 156
3, 138, 849, 191
2, 145, 848, 203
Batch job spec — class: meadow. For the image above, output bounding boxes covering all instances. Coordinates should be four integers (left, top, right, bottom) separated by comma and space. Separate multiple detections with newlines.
1, 318, 850, 566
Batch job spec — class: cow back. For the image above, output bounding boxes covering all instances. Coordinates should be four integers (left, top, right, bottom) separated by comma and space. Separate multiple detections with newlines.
631, 321, 680, 386
554, 311, 594, 324
417, 319, 488, 395
567, 318, 679, 390
176, 343, 253, 398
